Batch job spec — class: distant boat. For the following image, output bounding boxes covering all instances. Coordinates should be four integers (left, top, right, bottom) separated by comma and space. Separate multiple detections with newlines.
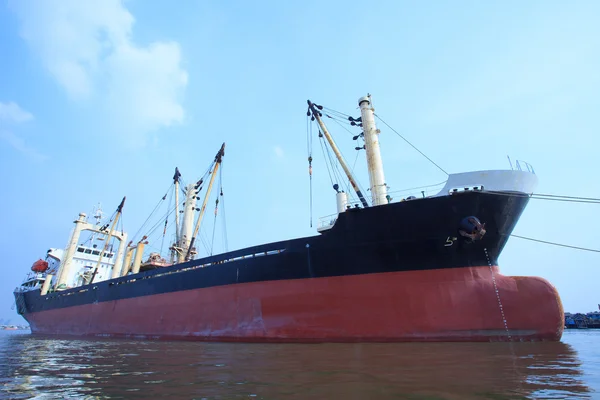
14, 94, 564, 342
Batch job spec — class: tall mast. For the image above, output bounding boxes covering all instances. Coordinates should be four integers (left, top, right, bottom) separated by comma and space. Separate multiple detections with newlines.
358, 94, 388, 206
173, 167, 181, 244
185, 143, 226, 261
55, 213, 88, 288
177, 184, 198, 263
92, 196, 126, 282
307, 100, 369, 208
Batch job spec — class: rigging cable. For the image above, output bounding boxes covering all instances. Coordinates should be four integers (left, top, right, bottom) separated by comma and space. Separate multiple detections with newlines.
374, 113, 449, 176
119, 210, 125, 237
327, 114, 361, 137
199, 226, 211, 255
190, 158, 221, 258
130, 183, 173, 243
320, 133, 349, 195
80, 203, 120, 248
386, 180, 447, 196
317, 132, 335, 187
210, 164, 223, 256
220, 163, 228, 253
351, 150, 361, 174
308, 105, 367, 206
322, 106, 352, 120
307, 113, 314, 227
502, 233, 600, 253
141, 207, 177, 249
160, 186, 174, 255
526, 193, 600, 202
333, 141, 369, 205
486, 191, 600, 204
316, 122, 368, 205
486, 190, 600, 252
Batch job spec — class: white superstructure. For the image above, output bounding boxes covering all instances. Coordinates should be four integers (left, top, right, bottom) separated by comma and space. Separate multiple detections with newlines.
16, 144, 227, 294
67, 243, 118, 287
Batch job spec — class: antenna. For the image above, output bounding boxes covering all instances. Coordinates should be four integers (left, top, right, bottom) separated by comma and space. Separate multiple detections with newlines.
93, 202, 104, 226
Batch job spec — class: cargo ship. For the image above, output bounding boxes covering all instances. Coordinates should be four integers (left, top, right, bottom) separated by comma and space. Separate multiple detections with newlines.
14, 95, 564, 342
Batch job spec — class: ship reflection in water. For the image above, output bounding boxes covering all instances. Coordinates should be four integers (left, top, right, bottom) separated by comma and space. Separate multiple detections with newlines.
0, 332, 594, 399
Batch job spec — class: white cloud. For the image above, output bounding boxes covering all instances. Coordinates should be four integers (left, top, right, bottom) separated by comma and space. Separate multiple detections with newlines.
0, 102, 46, 161
0, 102, 33, 124
105, 42, 187, 133
0, 130, 47, 162
9, 0, 188, 135
273, 145, 285, 159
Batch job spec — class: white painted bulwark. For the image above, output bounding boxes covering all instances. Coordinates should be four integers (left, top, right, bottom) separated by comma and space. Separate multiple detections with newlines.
434, 170, 539, 196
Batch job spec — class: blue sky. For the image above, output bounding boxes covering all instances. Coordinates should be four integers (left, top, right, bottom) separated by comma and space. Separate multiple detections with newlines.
1, 0, 599, 323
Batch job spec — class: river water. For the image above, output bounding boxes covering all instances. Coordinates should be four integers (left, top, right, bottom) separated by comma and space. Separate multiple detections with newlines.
0, 330, 598, 399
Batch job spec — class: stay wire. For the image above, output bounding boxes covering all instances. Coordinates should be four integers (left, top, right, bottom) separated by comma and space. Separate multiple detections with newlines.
326, 114, 359, 134
119, 213, 124, 237
210, 164, 223, 256
314, 119, 368, 206
530, 193, 600, 202
199, 225, 211, 255
325, 117, 370, 203
307, 115, 314, 227
322, 134, 348, 194
332, 153, 354, 200
306, 114, 312, 155
486, 191, 600, 204
318, 134, 335, 187
351, 150, 360, 174
220, 163, 228, 253
142, 204, 178, 245
503, 233, 600, 253
131, 183, 173, 243
375, 113, 449, 176
160, 185, 174, 255
322, 106, 353, 119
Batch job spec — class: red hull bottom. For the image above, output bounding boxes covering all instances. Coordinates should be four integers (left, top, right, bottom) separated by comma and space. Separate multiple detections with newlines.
25, 266, 564, 342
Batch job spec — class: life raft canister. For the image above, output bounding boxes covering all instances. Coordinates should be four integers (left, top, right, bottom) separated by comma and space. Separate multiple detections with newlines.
31, 259, 49, 273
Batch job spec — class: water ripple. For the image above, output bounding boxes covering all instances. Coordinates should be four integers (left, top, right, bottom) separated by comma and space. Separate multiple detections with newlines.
0, 330, 597, 399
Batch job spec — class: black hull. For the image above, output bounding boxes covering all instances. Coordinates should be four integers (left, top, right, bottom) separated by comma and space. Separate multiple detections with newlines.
15, 191, 529, 316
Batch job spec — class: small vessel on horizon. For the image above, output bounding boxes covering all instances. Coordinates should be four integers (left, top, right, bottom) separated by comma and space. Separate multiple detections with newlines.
14, 94, 564, 342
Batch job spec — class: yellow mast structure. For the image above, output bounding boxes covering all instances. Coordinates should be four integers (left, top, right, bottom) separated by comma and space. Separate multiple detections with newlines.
185, 143, 225, 261
90, 196, 126, 283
